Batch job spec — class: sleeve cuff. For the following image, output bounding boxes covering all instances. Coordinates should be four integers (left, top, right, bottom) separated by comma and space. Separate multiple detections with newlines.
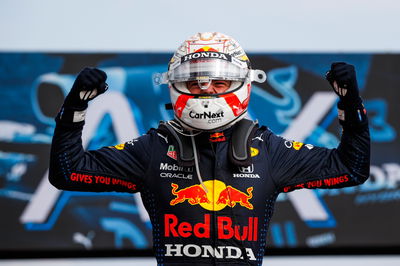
337, 98, 368, 129
56, 106, 87, 123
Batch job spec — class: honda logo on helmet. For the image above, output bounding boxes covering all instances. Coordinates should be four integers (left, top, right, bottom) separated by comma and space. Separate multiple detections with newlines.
182, 52, 231, 63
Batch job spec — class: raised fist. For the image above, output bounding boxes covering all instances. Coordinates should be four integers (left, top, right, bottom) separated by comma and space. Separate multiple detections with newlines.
64, 67, 108, 109
326, 62, 360, 105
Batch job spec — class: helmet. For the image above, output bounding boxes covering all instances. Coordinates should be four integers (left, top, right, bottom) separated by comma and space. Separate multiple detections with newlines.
155, 32, 266, 132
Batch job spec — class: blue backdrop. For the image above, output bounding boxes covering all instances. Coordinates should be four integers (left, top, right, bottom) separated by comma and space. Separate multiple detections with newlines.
0, 53, 398, 251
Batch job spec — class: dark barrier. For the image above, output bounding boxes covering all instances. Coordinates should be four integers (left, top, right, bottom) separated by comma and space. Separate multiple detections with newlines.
0, 53, 398, 256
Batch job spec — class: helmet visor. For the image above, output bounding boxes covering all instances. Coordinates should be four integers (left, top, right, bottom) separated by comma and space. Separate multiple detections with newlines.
168, 58, 249, 83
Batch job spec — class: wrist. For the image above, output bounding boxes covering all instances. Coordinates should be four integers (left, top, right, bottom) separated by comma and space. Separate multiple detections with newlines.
337, 98, 367, 128
57, 105, 87, 123
339, 94, 362, 107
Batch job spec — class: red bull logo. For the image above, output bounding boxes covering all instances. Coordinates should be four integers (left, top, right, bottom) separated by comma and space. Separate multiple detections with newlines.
164, 214, 258, 242
209, 132, 226, 142
284, 140, 304, 150
110, 143, 125, 150
216, 186, 253, 210
292, 141, 304, 150
170, 180, 253, 211
170, 183, 210, 205
194, 46, 219, 52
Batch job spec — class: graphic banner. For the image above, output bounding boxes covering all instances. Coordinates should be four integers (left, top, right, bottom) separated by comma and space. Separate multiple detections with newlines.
0, 53, 398, 252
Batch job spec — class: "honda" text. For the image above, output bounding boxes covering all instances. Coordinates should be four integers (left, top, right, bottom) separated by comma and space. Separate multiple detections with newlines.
165, 243, 256, 261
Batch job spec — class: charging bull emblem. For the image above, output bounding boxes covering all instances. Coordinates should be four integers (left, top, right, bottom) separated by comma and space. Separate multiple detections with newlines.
170, 183, 210, 205
216, 186, 254, 210
170, 180, 254, 211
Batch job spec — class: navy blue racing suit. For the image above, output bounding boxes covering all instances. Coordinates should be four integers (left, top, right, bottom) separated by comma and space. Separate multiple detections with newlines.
49, 102, 370, 265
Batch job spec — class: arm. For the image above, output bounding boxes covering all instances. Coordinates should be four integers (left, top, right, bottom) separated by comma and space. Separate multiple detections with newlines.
267, 63, 370, 192
49, 68, 149, 193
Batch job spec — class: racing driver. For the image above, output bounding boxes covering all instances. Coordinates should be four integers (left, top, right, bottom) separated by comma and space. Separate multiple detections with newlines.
49, 32, 370, 265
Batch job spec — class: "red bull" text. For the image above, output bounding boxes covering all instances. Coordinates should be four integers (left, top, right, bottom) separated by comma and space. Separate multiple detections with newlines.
164, 214, 258, 241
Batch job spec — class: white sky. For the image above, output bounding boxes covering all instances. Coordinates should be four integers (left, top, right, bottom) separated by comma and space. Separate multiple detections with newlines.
0, 0, 399, 52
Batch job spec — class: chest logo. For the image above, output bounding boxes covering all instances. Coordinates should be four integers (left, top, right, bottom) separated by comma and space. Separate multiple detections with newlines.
170, 180, 253, 211
234, 164, 260, 178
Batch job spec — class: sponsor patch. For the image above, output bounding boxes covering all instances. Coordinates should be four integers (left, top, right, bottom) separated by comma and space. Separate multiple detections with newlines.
159, 163, 193, 179
69, 172, 137, 191
164, 243, 256, 261
234, 164, 260, 178
167, 145, 177, 160
292, 141, 303, 150
181, 51, 231, 63
113, 143, 125, 150
305, 144, 314, 150
189, 111, 224, 119
164, 214, 258, 243
284, 140, 308, 150
282, 174, 350, 192
250, 147, 259, 157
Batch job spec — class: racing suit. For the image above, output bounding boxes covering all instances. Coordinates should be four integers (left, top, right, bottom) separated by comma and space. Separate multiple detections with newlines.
49, 102, 370, 265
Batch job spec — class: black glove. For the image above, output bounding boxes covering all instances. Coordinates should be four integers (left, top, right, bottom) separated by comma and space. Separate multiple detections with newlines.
64, 67, 108, 110
326, 62, 367, 127
326, 62, 361, 106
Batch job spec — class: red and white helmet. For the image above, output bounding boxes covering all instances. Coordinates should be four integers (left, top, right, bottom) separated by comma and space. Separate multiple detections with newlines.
156, 32, 266, 132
